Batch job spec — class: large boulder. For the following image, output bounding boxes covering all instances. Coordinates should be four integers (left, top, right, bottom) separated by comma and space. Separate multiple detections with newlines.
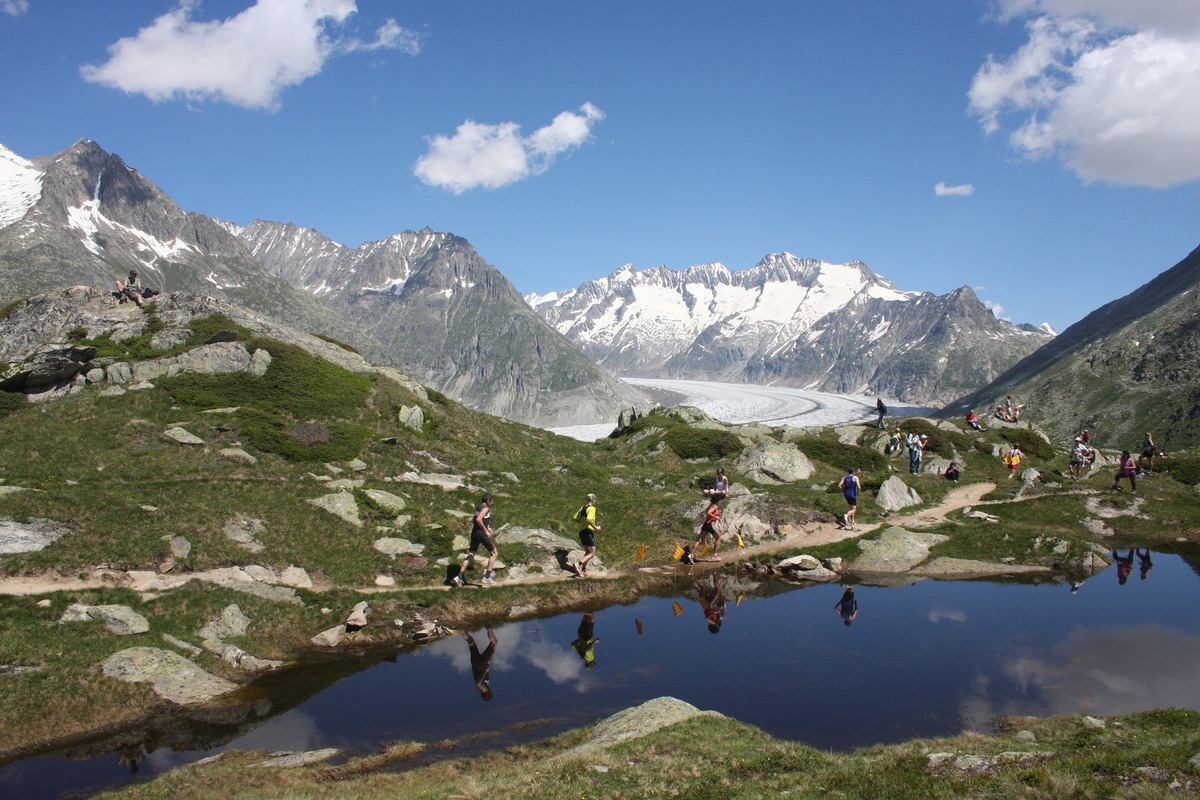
101, 647, 237, 704
850, 527, 948, 573
875, 476, 923, 513
734, 440, 815, 484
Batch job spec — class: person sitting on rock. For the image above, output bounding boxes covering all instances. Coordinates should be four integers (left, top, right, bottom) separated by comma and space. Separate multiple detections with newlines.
115, 269, 146, 307
944, 461, 961, 481
966, 410, 984, 431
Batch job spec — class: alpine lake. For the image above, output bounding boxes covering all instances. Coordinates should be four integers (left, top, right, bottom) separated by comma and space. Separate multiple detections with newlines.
4, 549, 1200, 800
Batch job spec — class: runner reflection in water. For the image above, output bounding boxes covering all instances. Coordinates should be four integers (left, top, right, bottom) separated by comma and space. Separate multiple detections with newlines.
464, 628, 497, 701
1112, 549, 1135, 586
1137, 549, 1153, 581
692, 574, 727, 634
571, 612, 599, 669
834, 586, 858, 626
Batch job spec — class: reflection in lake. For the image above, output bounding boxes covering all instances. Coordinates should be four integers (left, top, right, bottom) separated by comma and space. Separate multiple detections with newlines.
4, 552, 1200, 800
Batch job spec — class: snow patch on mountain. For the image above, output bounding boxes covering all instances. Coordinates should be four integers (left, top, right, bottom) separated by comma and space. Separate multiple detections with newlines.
0, 145, 43, 229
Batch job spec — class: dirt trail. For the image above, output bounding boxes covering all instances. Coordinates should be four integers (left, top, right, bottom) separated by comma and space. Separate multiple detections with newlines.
0, 483, 1001, 596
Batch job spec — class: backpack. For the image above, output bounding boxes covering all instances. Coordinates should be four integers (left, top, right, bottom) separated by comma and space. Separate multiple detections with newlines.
572, 503, 588, 522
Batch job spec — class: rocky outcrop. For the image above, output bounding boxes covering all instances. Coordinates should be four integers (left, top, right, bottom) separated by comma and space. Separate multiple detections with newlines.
0, 516, 66, 554
733, 440, 815, 484
875, 476, 923, 513
850, 527, 949, 574
59, 603, 149, 635
100, 647, 237, 705
556, 697, 719, 759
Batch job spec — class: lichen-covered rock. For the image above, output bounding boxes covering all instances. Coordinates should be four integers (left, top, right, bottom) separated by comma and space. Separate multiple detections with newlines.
851, 527, 948, 573
307, 491, 361, 527
101, 647, 237, 704
875, 476, 923, 513
733, 440, 815, 484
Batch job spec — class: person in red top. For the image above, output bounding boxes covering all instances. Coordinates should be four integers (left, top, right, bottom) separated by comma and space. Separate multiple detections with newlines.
692, 498, 723, 561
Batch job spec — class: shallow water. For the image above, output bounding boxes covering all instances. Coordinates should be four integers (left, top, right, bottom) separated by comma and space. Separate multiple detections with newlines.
5, 551, 1200, 799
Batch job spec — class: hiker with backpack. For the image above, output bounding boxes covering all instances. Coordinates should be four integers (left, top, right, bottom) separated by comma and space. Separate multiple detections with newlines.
573, 493, 601, 576
875, 398, 887, 429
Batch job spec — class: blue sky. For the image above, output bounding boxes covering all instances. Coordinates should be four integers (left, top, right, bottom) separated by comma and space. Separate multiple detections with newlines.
2, 0, 1198, 332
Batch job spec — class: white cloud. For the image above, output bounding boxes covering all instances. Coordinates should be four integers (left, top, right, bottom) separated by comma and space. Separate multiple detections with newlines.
984, 300, 1010, 320
970, 1, 1200, 188
414, 103, 605, 194
2, 0, 29, 16
935, 181, 975, 196
79, 0, 422, 111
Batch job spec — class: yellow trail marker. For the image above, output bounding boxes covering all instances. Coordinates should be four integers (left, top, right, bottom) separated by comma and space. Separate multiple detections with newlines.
636, 543, 646, 561
736, 533, 745, 548
700, 543, 712, 557
673, 545, 685, 561
672, 602, 684, 617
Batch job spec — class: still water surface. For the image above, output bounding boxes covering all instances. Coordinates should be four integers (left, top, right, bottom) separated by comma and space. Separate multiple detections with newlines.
6, 552, 1200, 799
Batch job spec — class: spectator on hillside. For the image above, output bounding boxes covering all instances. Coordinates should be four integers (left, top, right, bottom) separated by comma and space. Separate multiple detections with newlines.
1137, 432, 1157, 475
1069, 437, 1091, 479
115, 269, 146, 307
908, 433, 926, 475
966, 409, 984, 431
875, 398, 887, 429
703, 466, 729, 501
944, 461, 961, 481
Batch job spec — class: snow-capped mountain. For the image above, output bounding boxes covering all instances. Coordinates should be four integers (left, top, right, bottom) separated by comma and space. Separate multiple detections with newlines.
233, 220, 646, 426
0, 139, 374, 357
0, 140, 644, 426
528, 255, 1054, 404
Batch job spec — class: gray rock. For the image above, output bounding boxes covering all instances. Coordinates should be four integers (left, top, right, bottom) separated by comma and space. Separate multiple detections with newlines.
733, 440, 815, 484
374, 537, 425, 557
346, 458, 368, 472
345, 601, 369, 628
558, 697, 718, 758
278, 566, 313, 589
199, 604, 251, 641
257, 749, 340, 768
1083, 716, 1106, 729
248, 348, 272, 377
161, 633, 203, 656
163, 427, 205, 446
60, 603, 150, 635
166, 535, 191, 560
398, 404, 425, 431
363, 489, 407, 515
150, 329, 192, 350
223, 516, 267, 552
851, 527, 949, 573
307, 491, 362, 526
106, 362, 133, 384
875, 476, 923, 513
101, 647, 237, 704
0, 517, 67, 554
777, 554, 821, 570
220, 447, 258, 465
311, 626, 343, 647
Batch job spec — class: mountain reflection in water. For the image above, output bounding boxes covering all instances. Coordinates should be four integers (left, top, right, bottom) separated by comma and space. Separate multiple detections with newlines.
4, 553, 1200, 800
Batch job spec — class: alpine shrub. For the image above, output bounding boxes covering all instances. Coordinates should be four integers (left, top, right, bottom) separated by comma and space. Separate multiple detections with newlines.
664, 427, 744, 460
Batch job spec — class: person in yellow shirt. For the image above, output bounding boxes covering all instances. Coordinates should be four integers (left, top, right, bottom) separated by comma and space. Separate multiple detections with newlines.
573, 493, 601, 576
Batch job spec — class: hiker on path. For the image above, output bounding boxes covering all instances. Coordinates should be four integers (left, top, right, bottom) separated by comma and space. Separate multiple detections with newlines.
834, 586, 858, 626
1004, 444, 1023, 479
1113, 451, 1137, 493
692, 496, 723, 560
571, 612, 599, 669
464, 628, 498, 701
1069, 437, 1090, 479
452, 493, 497, 586
875, 398, 887, 429
837, 467, 861, 531
704, 466, 729, 501
693, 574, 727, 634
573, 493, 601, 576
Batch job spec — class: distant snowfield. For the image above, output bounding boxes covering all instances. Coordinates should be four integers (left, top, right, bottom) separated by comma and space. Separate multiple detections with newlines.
549, 378, 932, 441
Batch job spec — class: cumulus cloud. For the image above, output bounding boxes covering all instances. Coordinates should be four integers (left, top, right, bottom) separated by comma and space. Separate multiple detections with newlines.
984, 300, 1010, 320
970, 0, 1200, 187
414, 103, 605, 193
935, 181, 975, 196
79, 0, 422, 111
1, 0, 29, 16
